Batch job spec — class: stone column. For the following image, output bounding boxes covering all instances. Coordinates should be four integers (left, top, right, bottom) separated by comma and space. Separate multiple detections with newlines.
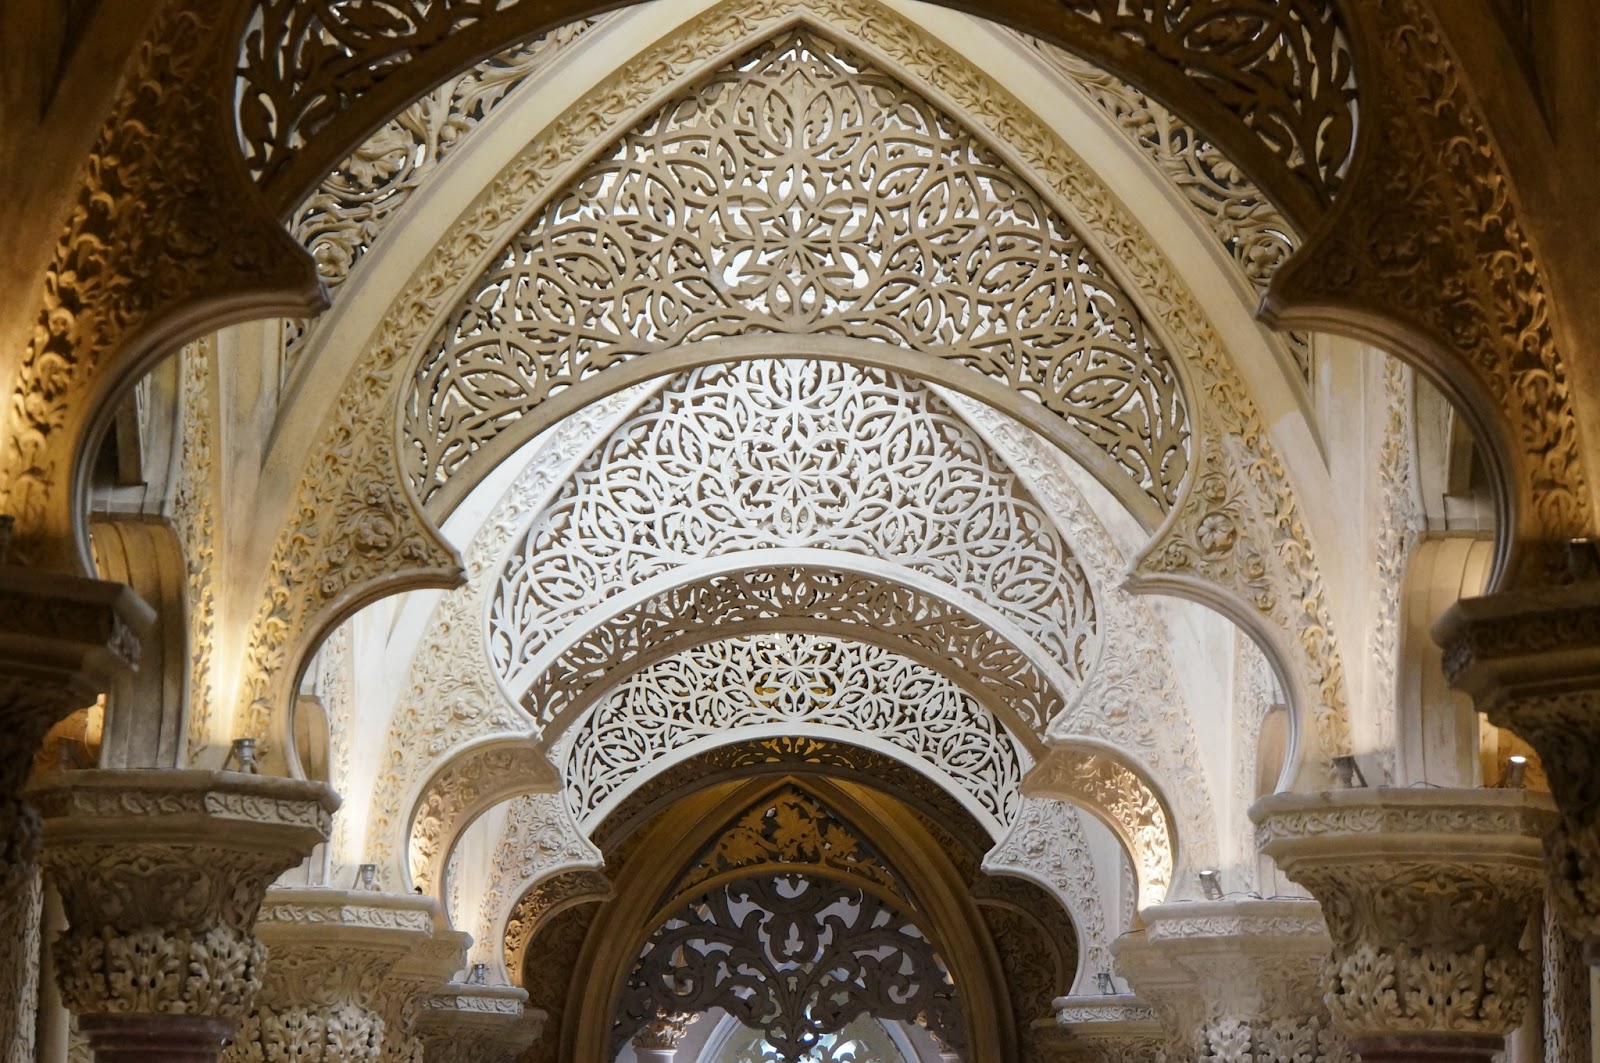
227, 888, 437, 1062
377, 919, 471, 1063
415, 982, 541, 1063
1048, 996, 1171, 1062
1253, 788, 1553, 1063
1112, 898, 1347, 1061
0, 565, 151, 1063
631, 1012, 694, 1061
1436, 584, 1600, 956
30, 769, 338, 1062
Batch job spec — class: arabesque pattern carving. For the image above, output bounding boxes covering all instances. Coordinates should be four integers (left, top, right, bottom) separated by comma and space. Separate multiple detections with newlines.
471, 791, 601, 967
517, 565, 1063, 740
408, 30, 1188, 517
982, 797, 1111, 992
564, 634, 1025, 826
1021, 36, 1310, 380
490, 360, 1096, 688
364, 389, 641, 877
617, 873, 962, 1061
174, 336, 222, 764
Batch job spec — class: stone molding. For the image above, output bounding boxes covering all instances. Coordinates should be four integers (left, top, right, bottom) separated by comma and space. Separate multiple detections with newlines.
415, 982, 540, 1063
31, 770, 337, 1024
229, 888, 439, 1062
1112, 899, 1346, 1062
1252, 788, 1554, 1053
1051, 994, 1172, 1062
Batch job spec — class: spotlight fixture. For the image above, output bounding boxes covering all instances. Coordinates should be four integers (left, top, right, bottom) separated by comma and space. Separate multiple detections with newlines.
226, 737, 261, 775
358, 863, 378, 890
469, 963, 489, 985
1096, 972, 1115, 995
1198, 869, 1223, 900
1332, 755, 1368, 789
1502, 755, 1528, 789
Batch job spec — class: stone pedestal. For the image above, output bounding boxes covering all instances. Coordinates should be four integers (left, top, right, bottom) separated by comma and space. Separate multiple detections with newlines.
228, 888, 437, 1062
1112, 898, 1347, 1060
1252, 788, 1554, 1063
1048, 995, 1171, 1062
30, 769, 338, 1062
415, 982, 541, 1063
0, 566, 151, 1063
1436, 583, 1600, 953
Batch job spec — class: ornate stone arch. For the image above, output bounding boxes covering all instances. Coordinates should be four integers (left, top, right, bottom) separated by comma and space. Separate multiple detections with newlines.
233, 0, 1356, 799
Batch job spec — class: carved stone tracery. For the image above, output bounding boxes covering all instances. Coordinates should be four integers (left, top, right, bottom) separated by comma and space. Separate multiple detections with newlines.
407, 29, 1190, 520
617, 873, 963, 1063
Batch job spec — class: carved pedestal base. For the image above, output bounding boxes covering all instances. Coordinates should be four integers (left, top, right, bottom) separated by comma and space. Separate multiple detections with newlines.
78, 1015, 235, 1063
1252, 788, 1552, 1061
1050, 995, 1172, 1062
416, 983, 540, 1063
30, 769, 337, 1055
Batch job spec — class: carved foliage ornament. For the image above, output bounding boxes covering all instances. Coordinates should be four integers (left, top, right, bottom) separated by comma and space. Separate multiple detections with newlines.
502, 868, 612, 987
616, 873, 964, 1062
564, 633, 1025, 827
406, 30, 1188, 517
489, 359, 1096, 693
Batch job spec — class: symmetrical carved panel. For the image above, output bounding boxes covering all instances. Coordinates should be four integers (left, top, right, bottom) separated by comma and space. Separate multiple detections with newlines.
564, 634, 1025, 827
616, 873, 963, 1061
489, 359, 1096, 689
516, 565, 1063, 741
406, 30, 1188, 517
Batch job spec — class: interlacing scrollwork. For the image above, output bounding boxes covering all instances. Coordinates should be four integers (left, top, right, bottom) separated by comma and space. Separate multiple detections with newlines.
363, 389, 640, 878
281, 20, 603, 361
727, 1017, 905, 1063
1020, 37, 1311, 380
617, 874, 963, 1062
516, 565, 1063, 740
565, 635, 1025, 827
407, 30, 1188, 516
489, 360, 1096, 691
174, 336, 222, 764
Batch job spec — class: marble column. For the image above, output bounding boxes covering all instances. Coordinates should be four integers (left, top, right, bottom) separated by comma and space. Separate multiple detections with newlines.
227, 888, 437, 1061
1436, 583, 1600, 957
0, 565, 151, 1063
30, 769, 337, 1062
1112, 898, 1347, 1061
415, 982, 541, 1063
1253, 788, 1553, 1063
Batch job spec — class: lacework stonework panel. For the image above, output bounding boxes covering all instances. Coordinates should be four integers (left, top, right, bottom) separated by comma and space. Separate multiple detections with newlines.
489, 359, 1096, 692
1021, 36, 1312, 381
616, 874, 964, 1062
725, 1016, 908, 1063
517, 565, 1064, 739
564, 634, 1025, 826
406, 31, 1188, 513
281, 21, 601, 362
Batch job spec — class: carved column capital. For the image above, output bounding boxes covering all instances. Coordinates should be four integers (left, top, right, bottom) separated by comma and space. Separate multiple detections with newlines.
30, 769, 337, 1050
1436, 583, 1600, 945
415, 982, 541, 1063
632, 1009, 695, 1051
1050, 995, 1174, 1062
1112, 899, 1348, 1061
1252, 788, 1553, 1061
228, 888, 438, 1062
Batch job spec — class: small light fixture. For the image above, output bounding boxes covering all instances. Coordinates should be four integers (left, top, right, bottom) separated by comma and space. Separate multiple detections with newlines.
1332, 755, 1368, 789
358, 863, 378, 890
1096, 971, 1115, 995
1566, 538, 1600, 582
1198, 869, 1224, 900
227, 738, 260, 775
469, 963, 489, 985
1502, 755, 1528, 789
